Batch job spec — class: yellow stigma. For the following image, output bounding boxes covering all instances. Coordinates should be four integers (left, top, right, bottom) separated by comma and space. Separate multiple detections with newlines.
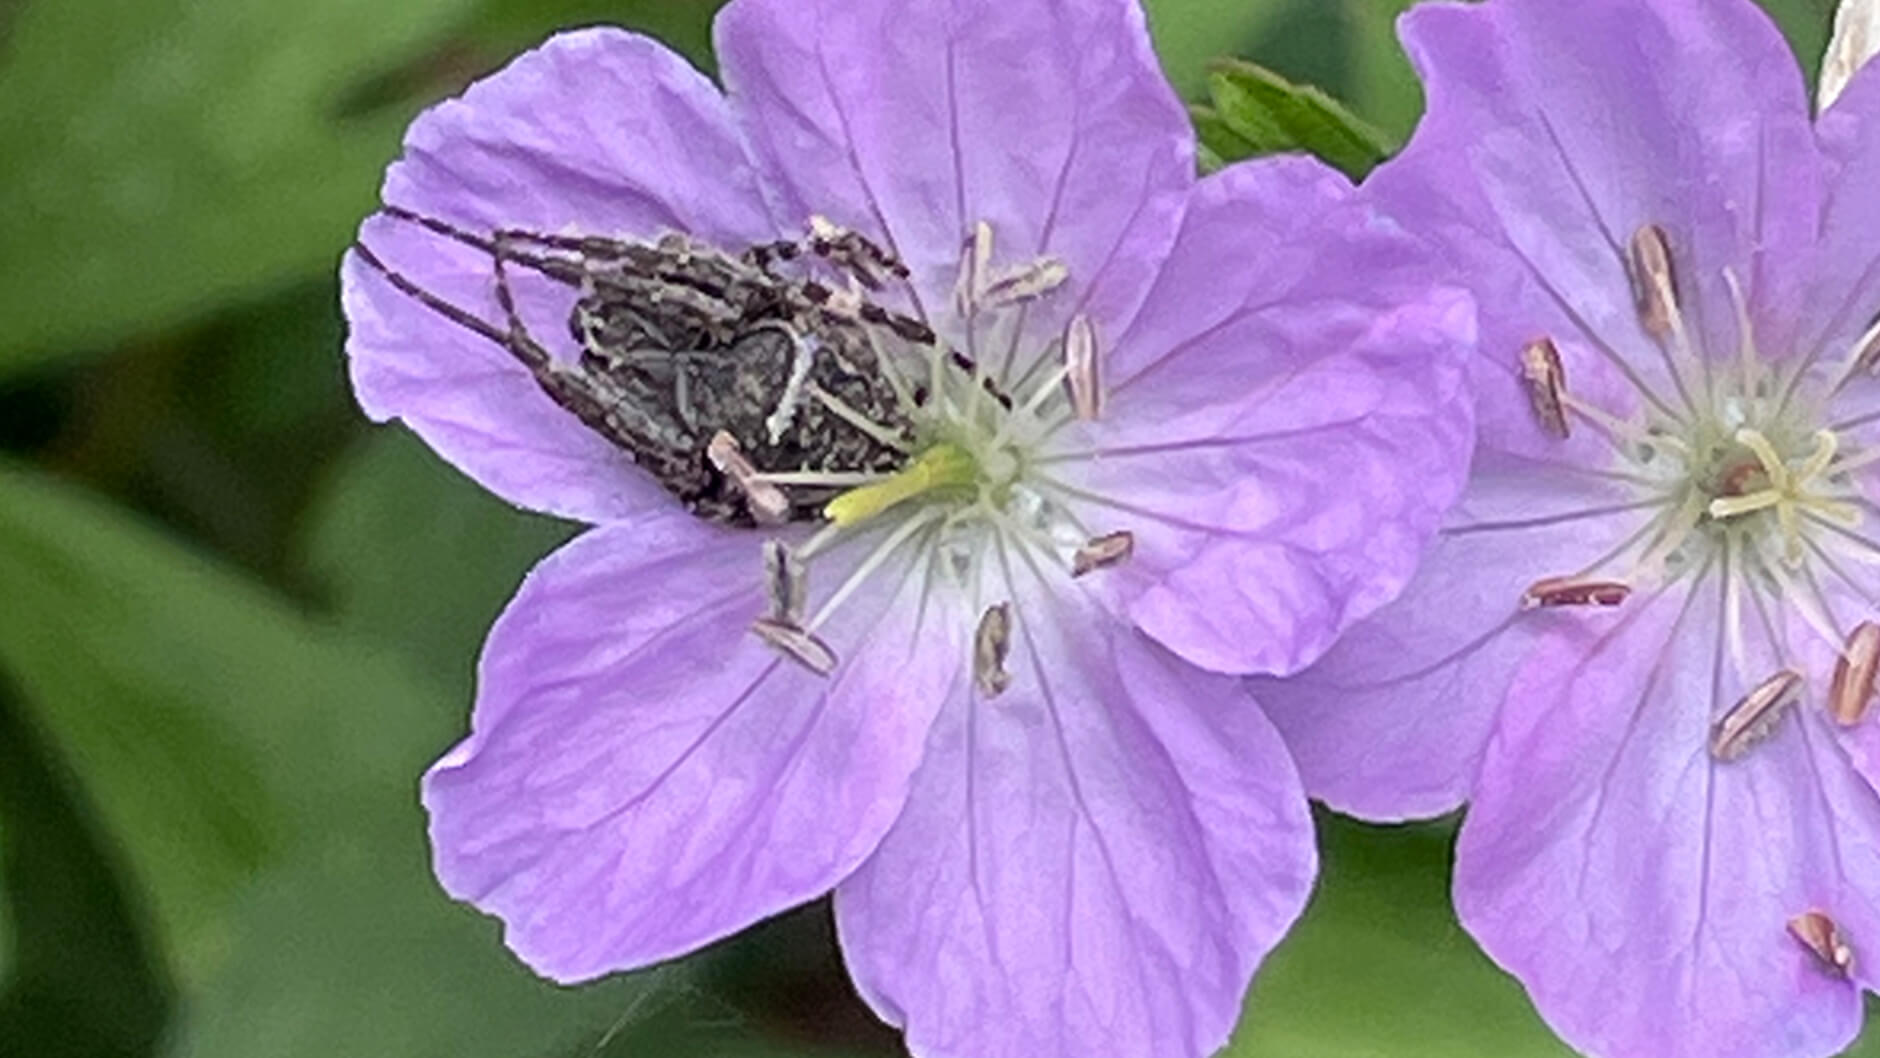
1708, 428, 1861, 564
824, 443, 976, 527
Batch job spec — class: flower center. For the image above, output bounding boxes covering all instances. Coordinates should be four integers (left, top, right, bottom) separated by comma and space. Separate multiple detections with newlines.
747, 219, 1128, 680
1512, 222, 1880, 759
1702, 426, 1861, 563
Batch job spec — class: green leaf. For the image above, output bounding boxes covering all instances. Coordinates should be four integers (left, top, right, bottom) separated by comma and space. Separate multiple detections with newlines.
0, 466, 311, 965
1190, 104, 1256, 174
597, 1000, 885, 1058
1226, 813, 1574, 1058
1757, 0, 1834, 89
0, 669, 171, 1057
167, 843, 686, 1058
468, 0, 721, 73
0, 0, 471, 372
0, 818, 10, 990
1222, 0, 1422, 146
0, 463, 670, 1056
298, 428, 574, 699
1230, 814, 1879, 1056
0, 0, 752, 376
1201, 58, 1394, 179
1862, 1001, 1880, 1058
1142, 0, 1277, 98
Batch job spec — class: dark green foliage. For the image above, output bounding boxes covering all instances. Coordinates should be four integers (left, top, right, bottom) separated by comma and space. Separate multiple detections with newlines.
1195, 59, 1394, 179
0, 670, 172, 1058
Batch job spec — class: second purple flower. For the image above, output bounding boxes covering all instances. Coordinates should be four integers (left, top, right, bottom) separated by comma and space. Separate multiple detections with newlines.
1262, 1, 1880, 1055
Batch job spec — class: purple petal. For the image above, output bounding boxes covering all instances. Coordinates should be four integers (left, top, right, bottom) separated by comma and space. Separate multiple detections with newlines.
1797, 548, 1880, 809
834, 573, 1314, 1058
423, 510, 960, 982
1256, 453, 1647, 819
344, 29, 776, 523
1841, 701, 1880, 806
1371, 0, 1821, 459
1804, 55, 1880, 372
715, 0, 1192, 339
1049, 158, 1475, 676
1458, 583, 1880, 1058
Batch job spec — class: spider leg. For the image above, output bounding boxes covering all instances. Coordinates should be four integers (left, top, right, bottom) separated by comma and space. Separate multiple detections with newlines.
375, 205, 586, 287
744, 238, 806, 272
350, 239, 554, 373
746, 221, 911, 293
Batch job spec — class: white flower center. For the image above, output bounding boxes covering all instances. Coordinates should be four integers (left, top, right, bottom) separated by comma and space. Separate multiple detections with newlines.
1516, 223, 1880, 755
748, 220, 1129, 682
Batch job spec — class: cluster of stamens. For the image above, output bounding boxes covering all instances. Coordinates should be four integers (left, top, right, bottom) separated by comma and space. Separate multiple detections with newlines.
1517, 224, 1878, 743
740, 221, 1131, 688
1510, 220, 1880, 974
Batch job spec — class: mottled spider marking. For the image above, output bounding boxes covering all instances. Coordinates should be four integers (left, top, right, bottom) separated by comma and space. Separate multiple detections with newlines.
352, 210, 934, 524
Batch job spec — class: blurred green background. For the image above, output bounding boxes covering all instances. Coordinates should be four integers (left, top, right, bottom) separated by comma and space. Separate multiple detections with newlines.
0, 0, 1865, 1056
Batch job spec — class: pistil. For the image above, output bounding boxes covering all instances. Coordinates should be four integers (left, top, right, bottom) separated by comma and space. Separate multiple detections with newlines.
1706, 428, 1860, 563
824, 443, 979, 527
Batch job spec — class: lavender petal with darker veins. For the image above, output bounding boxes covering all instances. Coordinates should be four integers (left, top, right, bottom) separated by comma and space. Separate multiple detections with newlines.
1259, 1, 1880, 1056
338, 2, 1478, 1056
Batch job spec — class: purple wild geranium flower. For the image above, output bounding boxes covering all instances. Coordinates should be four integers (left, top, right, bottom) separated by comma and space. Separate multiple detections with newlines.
339, 1, 1474, 1055
1260, 0, 1880, 1055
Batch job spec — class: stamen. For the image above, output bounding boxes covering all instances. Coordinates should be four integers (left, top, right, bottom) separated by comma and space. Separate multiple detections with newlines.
1559, 391, 1688, 458
707, 431, 791, 525
1829, 444, 1880, 480
1759, 555, 1853, 655
1017, 361, 1073, 419
1064, 315, 1101, 421
1723, 269, 1761, 396
752, 470, 889, 488
1831, 408, 1880, 434
1628, 491, 1708, 581
954, 221, 994, 318
1520, 575, 1632, 610
1831, 622, 1879, 727
752, 617, 838, 676
1708, 668, 1802, 761
763, 539, 808, 625
793, 521, 845, 562
1520, 338, 1572, 439
980, 257, 1069, 308
824, 444, 976, 527
1071, 530, 1134, 576
1624, 223, 1702, 413
1852, 315, 1880, 375
808, 508, 943, 630
973, 602, 1013, 697
1788, 911, 1856, 978
1627, 223, 1681, 342
1719, 536, 1755, 688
